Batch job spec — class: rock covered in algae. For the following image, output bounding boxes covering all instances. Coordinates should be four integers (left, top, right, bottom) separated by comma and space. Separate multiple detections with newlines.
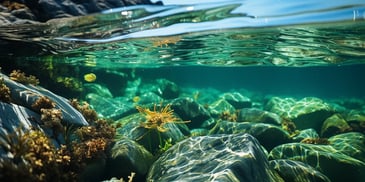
210, 120, 290, 151
105, 137, 154, 181
147, 133, 284, 182
266, 97, 334, 132
345, 110, 365, 133
269, 159, 330, 182
268, 142, 365, 182
320, 114, 351, 138
328, 132, 365, 162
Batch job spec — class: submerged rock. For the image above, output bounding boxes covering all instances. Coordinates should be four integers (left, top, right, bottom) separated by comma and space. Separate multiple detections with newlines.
171, 97, 211, 128
86, 93, 135, 120
266, 97, 334, 132
328, 132, 365, 162
269, 159, 330, 182
1, 73, 88, 126
269, 142, 365, 182
210, 120, 290, 151
320, 114, 351, 138
116, 113, 189, 154
345, 110, 365, 133
237, 108, 282, 125
147, 133, 284, 182
292, 128, 319, 142
208, 98, 236, 118
221, 92, 252, 109
106, 137, 154, 181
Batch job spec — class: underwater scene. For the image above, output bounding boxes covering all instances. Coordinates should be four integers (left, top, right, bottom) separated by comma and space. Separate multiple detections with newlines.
1, 0, 365, 181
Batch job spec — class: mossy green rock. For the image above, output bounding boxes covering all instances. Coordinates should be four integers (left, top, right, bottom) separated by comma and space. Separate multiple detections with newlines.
269, 142, 365, 182
328, 132, 365, 162
210, 120, 290, 151
269, 159, 330, 182
266, 97, 334, 132
345, 111, 365, 133
320, 114, 351, 138
147, 133, 284, 182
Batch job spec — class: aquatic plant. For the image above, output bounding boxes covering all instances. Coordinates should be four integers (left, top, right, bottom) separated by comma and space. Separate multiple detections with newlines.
1, 0, 27, 11
0, 128, 74, 181
219, 110, 237, 122
281, 117, 299, 137
56, 76, 83, 92
0, 77, 11, 103
300, 137, 330, 145
136, 103, 190, 132
70, 99, 98, 122
158, 138, 173, 154
151, 36, 181, 48
31, 96, 56, 112
40, 108, 64, 137
9, 69, 39, 85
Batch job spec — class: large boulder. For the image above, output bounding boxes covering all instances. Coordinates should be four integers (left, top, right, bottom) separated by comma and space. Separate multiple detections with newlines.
147, 133, 284, 182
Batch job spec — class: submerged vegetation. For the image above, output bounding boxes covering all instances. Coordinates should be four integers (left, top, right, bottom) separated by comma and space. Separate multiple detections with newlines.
0, 77, 11, 103
0, 96, 116, 181
9, 70, 39, 85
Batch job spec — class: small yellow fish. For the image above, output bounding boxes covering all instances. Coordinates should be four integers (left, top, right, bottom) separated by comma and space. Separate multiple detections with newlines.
84, 73, 96, 82
132, 96, 140, 103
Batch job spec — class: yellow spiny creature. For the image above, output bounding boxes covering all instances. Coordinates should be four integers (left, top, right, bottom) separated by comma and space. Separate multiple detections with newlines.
136, 103, 190, 132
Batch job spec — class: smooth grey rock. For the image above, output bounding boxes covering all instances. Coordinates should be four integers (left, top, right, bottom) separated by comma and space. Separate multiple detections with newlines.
147, 133, 284, 182
1, 73, 88, 126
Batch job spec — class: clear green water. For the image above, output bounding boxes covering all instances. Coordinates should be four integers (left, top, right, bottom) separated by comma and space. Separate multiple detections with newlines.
0, 0, 365, 97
